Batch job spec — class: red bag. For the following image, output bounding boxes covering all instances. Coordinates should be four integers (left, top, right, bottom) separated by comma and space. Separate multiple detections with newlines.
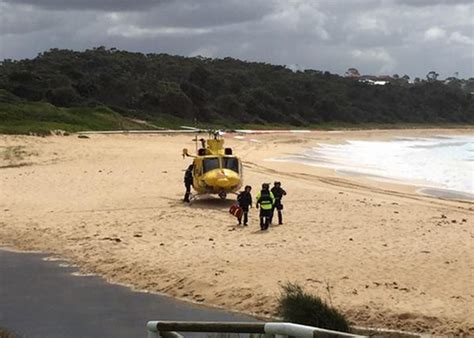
229, 204, 243, 219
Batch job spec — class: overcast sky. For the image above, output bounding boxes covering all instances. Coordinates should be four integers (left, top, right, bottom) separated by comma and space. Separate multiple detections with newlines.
0, 0, 472, 79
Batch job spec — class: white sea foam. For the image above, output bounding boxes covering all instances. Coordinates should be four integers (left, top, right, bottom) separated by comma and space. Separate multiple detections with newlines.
270, 135, 474, 196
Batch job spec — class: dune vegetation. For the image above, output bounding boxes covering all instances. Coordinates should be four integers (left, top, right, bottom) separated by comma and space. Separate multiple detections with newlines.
0, 47, 473, 134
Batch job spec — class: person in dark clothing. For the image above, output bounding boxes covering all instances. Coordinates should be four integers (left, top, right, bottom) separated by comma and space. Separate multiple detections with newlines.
256, 183, 274, 231
270, 181, 287, 225
183, 164, 194, 202
237, 185, 252, 226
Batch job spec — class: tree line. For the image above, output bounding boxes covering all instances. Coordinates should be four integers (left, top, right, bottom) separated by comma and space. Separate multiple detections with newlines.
0, 47, 473, 126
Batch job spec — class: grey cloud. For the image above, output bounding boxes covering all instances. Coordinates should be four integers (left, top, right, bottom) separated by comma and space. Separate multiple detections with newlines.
0, 0, 472, 79
0, 2, 61, 34
1, 0, 169, 11
392, 0, 474, 6
133, 0, 277, 29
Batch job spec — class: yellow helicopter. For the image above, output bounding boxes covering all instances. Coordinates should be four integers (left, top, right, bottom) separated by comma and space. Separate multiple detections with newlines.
182, 129, 243, 200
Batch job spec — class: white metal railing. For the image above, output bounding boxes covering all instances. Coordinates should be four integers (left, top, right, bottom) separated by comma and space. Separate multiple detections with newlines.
146, 321, 367, 338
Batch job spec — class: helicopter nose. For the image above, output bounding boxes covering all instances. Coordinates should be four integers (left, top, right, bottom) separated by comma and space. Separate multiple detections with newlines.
216, 178, 232, 188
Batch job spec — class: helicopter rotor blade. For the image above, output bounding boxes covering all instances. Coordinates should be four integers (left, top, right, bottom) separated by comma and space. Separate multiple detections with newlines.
181, 125, 229, 136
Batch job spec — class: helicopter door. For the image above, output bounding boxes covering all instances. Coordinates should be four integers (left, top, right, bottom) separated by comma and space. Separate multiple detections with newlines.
193, 159, 202, 176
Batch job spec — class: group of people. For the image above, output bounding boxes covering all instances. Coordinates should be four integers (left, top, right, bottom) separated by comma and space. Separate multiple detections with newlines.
182, 164, 287, 231
236, 182, 287, 231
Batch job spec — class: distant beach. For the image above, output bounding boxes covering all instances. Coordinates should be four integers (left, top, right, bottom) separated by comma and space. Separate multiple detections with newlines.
0, 128, 473, 335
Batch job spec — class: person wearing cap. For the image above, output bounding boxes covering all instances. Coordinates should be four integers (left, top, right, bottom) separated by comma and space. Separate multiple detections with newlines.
256, 183, 275, 230
270, 181, 287, 225
236, 185, 252, 226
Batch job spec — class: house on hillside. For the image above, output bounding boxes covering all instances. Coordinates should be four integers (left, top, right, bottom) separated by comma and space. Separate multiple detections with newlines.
358, 75, 391, 85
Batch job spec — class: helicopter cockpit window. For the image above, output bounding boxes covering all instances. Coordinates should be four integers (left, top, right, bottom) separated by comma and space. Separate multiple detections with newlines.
203, 157, 220, 173
222, 157, 239, 173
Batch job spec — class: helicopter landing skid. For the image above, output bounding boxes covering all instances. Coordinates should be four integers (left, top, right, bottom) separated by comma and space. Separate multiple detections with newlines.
186, 192, 233, 204
187, 193, 208, 204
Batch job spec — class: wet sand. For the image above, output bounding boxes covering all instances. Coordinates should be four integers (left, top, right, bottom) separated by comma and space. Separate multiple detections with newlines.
0, 129, 473, 335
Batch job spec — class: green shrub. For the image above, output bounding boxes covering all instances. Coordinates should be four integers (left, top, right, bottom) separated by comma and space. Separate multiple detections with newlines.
0, 89, 21, 103
277, 282, 350, 333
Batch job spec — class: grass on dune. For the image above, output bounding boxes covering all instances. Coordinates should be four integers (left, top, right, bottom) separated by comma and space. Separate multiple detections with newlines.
277, 282, 350, 333
0, 101, 156, 134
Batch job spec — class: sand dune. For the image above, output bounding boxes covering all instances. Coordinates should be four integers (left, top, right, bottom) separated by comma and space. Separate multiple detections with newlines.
0, 129, 472, 335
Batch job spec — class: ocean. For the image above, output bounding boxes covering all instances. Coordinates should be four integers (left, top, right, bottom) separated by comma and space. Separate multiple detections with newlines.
270, 135, 474, 199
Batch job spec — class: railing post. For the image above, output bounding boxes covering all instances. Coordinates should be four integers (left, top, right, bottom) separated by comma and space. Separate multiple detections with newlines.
146, 321, 367, 338
147, 321, 159, 338
160, 331, 185, 338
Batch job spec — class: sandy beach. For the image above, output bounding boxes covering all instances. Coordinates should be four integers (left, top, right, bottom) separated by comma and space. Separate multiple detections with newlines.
0, 129, 473, 335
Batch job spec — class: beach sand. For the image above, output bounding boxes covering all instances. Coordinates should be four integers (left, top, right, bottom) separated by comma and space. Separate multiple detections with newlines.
0, 129, 472, 335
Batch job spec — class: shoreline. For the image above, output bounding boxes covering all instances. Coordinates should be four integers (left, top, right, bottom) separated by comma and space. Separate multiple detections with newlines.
418, 187, 474, 201
337, 170, 474, 202
266, 132, 473, 202
1, 128, 473, 335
